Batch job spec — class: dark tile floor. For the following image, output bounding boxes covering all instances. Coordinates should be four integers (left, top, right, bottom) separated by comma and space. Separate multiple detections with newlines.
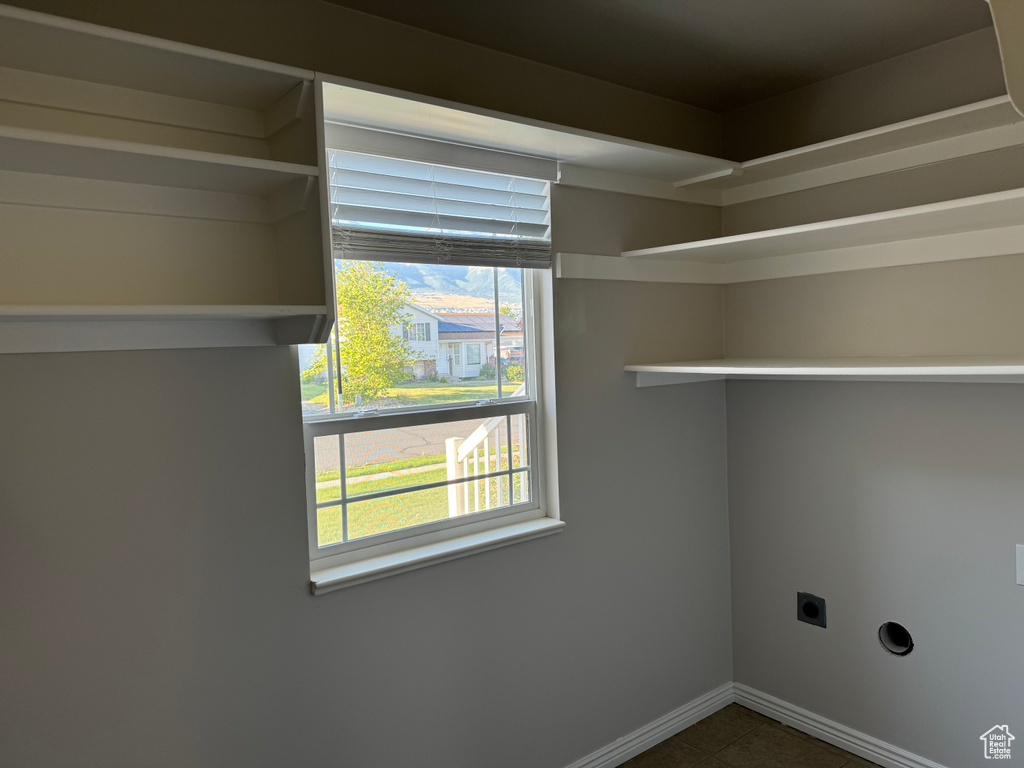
621, 704, 881, 768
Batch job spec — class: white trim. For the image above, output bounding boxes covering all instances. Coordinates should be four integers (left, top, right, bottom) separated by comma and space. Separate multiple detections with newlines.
531, 268, 559, 527
561, 683, 734, 768
734, 684, 949, 768
303, 269, 559, 585
314, 74, 337, 346
310, 516, 563, 593
560, 683, 950, 768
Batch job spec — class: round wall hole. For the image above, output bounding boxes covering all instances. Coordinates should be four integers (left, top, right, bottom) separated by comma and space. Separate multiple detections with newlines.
878, 621, 914, 656
802, 602, 820, 619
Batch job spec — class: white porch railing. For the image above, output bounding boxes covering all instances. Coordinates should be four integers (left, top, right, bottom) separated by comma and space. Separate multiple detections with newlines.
445, 383, 526, 516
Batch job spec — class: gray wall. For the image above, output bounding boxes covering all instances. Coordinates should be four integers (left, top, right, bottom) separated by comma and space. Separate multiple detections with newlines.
723, 28, 1005, 160
552, 185, 721, 257
0, 280, 732, 767
723, 253, 1024, 359
0, 5, 736, 763
727, 380, 1024, 767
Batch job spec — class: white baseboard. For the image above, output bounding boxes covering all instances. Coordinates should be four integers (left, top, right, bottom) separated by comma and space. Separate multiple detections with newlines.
562, 682, 734, 768
733, 684, 948, 768
563, 682, 949, 768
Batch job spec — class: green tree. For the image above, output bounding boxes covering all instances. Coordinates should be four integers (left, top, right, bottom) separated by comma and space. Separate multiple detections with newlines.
504, 360, 524, 382
301, 346, 327, 382
336, 261, 416, 404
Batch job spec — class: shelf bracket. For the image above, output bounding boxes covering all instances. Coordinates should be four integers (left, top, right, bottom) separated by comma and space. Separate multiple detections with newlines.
264, 80, 312, 137
269, 176, 316, 221
988, 0, 1024, 119
673, 166, 743, 188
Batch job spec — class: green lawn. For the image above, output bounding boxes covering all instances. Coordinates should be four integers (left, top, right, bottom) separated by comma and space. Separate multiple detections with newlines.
303, 378, 523, 410
316, 445, 518, 492
301, 382, 328, 404
317, 484, 448, 544
389, 381, 499, 404
317, 469, 529, 545
306, 376, 527, 545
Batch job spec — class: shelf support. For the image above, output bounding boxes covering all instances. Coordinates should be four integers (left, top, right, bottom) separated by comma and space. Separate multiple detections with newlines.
264, 80, 312, 137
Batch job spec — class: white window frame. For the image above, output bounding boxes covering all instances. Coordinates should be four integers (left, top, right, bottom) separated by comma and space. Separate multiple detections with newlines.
408, 322, 430, 342
304, 268, 561, 594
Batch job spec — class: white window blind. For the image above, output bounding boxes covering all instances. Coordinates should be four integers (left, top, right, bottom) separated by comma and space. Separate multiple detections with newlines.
329, 148, 552, 268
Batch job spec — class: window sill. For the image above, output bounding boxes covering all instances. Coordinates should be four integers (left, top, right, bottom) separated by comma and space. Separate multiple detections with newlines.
309, 516, 564, 594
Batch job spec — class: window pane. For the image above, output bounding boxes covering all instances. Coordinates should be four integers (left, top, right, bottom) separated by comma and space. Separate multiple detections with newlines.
314, 435, 342, 503
331, 260, 527, 412
511, 413, 529, 469
347, 475, 523, 541
345, 416, 509, 499
317, 505, 344, 547
497, 266, 527, 399
512, 470, 530, 505
298, 342, 335, 417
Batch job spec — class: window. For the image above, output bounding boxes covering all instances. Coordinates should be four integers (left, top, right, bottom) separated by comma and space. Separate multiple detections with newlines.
300, 116, 562, 592
403, 322, 431, 342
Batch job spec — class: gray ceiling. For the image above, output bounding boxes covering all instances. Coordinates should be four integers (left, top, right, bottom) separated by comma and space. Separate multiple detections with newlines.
322, 0, 994, 112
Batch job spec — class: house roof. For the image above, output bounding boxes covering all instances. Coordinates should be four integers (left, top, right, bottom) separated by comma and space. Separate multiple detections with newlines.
405, 302, 444, 321
436, 313, 522, 340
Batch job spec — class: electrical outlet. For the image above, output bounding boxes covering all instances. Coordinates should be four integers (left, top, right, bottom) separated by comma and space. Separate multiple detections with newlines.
797, 592, 827, 628
1017, 544, 1024, 586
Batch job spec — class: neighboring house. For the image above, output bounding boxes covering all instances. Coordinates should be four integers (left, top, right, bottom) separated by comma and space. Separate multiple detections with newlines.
391, 303, 522, 380
391, 303, 442, 379
436, 312, 522, 380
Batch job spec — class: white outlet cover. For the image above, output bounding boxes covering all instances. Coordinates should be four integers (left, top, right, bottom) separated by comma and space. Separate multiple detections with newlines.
1017, 544, 1024, 586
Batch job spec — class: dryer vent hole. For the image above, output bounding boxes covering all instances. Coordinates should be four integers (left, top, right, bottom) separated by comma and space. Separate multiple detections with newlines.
879, 621, 914, 656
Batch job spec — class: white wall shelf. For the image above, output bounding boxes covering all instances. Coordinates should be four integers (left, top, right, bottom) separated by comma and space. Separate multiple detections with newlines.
0, 305, 330, 351
0, 127, 318, 195
0, 305, 329, 320
0, 5, 313, 110
677, 97, 1024, 205
626, 358, 1024, 387
620, 187, 1024, 282
0, 3, 331, 352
